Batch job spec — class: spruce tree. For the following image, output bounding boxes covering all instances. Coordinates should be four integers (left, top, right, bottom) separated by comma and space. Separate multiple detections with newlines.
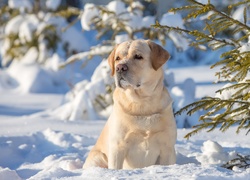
0, 0, 80, 66
153, 0, 250, 139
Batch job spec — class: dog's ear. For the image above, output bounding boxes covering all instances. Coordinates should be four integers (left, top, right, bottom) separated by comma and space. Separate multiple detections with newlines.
107, 45, 118, 76
146, 40, 170, 70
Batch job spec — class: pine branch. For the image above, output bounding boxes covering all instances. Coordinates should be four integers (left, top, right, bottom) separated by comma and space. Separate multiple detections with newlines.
176, 94, 250, 139
222, 154, 250, 170
60, 45, 114, 68
186, 0, 250, 32
228, 0, 250, 10
152, 22, 236, 48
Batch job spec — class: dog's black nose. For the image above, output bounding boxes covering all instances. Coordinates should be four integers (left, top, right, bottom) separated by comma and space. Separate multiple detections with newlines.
116, 64, 128, 73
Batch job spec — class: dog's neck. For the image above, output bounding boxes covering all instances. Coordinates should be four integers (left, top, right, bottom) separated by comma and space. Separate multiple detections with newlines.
114, 74, 172, 116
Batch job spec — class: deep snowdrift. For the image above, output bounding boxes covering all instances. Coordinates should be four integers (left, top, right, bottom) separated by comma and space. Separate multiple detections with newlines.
0, 88, 249, 179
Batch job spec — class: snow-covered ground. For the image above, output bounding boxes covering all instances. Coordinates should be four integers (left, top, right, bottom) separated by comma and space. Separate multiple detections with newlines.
1, 0, 249, 179
0, 66, 249, 180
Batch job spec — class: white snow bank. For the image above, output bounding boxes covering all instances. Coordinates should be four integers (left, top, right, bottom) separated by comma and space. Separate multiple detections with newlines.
197, 140, 237, 165
0, 167, 21, 180
0, 71, 18, 90
51, 60, 113, 120
170, 78, 199, 128
6, 62, 63, 93
0, 106, 249, 179
0, 92, 249, 179
80, 164, 250, 179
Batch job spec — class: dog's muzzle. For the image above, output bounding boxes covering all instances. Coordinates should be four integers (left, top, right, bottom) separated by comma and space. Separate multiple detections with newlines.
116, 64, 128, 74
115, 64, 129, 88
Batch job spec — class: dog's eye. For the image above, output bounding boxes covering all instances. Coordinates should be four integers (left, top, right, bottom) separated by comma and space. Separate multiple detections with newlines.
134, 54, 143, 60
115, 56, 120, 61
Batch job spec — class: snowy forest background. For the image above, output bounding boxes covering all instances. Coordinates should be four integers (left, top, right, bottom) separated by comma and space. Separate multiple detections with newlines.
0, 0, 249, 179
0, 0, 229, 126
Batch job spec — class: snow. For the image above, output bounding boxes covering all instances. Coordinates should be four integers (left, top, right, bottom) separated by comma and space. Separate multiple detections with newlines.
160, 13, 189, 51
6, 61, 63, 94
115, 34, 130, 44
50, 60, 113, 120
19, 15, 39, 44
81, 4, 99, 31
8, 0, 33, 12
0, 95, 249, 179
46, 0, 61, 11
19, 47, 38, 65
239, 41, 250, 53
197, 140, 237, 165
232, 5, 250, 25
0, 0, 250, 179
106, 0, 126, 14
2, 11, 89, 65
142, 16, 156, 28
81, 0, 154, 33
0, 167, 21, 180
0, 66, 249, 179
160, 13, 185, 29
5, 15, 24, 35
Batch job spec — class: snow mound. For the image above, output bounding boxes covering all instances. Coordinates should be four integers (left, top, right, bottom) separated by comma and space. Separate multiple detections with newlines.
6, 62, 64, 93
170, 77, 199, 128
197, 140, 237, 165
51, 60, 113, 120
0, 167, 21, 180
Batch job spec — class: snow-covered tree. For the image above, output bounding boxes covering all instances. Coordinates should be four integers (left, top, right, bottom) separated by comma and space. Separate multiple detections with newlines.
153, 0, 250, 138
0, 0, 89, 93
0, 0, 87, 66
62, 0, 190, 66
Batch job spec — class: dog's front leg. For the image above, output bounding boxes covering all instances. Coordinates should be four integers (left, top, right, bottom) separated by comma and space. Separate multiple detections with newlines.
108, 141, 126, 169
159, 145, 176, 165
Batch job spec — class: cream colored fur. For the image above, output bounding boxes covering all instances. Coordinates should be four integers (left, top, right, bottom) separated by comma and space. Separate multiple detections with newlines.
83, 40, 177, 169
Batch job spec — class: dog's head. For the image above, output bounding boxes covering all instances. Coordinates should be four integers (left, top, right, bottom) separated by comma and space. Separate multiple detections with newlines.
108, 40, 170, 89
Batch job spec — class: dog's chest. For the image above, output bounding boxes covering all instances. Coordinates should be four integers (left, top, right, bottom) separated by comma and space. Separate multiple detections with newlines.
140, 131, 151, 151
133, 113, 161, 130
122, 114, 165, 168
129, 113, 162, 149
124, 128, 162, 168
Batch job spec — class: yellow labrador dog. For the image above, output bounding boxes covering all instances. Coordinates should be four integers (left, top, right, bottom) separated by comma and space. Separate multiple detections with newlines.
83, 39, 176, 169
